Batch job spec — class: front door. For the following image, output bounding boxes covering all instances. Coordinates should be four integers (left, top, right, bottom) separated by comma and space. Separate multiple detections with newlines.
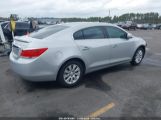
74, 26, 111, 71
104, 26, 134, 63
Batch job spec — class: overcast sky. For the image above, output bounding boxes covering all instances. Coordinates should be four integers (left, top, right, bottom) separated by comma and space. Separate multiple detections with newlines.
0, 0, 161, 18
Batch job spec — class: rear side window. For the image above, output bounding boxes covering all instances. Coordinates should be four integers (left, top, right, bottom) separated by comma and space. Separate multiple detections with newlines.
73, 30, 84, 40
105, 26, 127, 39
30, 25, 69, 39
83, 27, 105, 39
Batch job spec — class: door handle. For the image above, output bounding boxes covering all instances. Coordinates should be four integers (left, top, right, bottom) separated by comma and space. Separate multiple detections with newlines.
113, 44, 118, 48
82, 46, 90, 51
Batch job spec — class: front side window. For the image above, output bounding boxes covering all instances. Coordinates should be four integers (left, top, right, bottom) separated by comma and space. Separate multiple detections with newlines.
83, 27, 105, 39
105, 26, 127, 39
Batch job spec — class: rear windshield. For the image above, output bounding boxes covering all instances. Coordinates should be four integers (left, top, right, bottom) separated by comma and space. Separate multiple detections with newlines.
30, 25, 69, 39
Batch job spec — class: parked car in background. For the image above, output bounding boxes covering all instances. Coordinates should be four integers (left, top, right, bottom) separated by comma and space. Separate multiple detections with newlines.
137, 23, 157, 30
3, 21, 38, 42
137, 24, 144, 29
156, 24, 161, 30
120, 21, 137, 30
149, 24, 157, 30
138, 24, 149, 30
0, 22, 11, 54
117, 22, 125, 27
0, 21, 10, 43
10, 22, 147, 87
0, 20, 5, 23
1, 21, 9, 30
144, 24, 149, 30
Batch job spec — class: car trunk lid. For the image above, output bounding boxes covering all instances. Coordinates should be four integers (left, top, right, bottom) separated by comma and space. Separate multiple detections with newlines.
12, 36, 38, 58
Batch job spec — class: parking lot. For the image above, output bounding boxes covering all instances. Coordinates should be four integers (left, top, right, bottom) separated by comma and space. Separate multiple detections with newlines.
0, 30, 161, 118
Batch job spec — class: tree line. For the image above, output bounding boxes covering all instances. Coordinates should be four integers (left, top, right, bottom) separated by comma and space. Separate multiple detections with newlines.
62, 12, 161, 24
1, 12, 161, 24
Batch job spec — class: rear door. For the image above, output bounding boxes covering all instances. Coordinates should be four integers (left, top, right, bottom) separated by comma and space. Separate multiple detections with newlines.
74, 26, 111, 71
104, 26, 134, 63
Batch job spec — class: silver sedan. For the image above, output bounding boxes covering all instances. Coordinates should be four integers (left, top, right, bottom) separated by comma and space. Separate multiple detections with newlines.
10, 22, 147, 87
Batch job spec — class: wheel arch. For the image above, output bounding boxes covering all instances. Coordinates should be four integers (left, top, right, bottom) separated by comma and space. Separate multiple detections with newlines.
133, 44, 146, 59
56, 57, 86, 80
136, 45, 146, 53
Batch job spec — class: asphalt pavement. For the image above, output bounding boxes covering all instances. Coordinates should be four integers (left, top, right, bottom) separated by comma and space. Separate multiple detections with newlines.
0, 30, 161, 119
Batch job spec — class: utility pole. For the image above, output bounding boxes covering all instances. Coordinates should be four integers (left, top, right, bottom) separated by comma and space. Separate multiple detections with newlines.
109, 10, 111, 23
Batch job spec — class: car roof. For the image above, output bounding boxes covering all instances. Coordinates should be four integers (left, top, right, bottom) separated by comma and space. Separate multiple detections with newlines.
59, 22, 114, 29
48, 22, 128, 35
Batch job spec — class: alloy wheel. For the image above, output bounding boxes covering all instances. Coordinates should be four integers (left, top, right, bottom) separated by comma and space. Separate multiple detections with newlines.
63, 64, 81, 84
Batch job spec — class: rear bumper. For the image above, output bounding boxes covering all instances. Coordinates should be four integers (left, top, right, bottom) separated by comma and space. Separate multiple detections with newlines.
9, 53, 58, 82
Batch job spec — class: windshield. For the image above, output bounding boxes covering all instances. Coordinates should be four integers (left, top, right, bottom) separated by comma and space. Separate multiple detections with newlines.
29, 25, 69, 39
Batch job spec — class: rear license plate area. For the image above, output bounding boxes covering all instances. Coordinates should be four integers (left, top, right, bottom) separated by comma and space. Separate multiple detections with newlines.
12, 45, 21, 58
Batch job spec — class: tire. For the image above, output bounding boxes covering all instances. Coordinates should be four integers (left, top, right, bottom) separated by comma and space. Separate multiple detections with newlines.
57, 60, 84, 87
131, 47, 145, 66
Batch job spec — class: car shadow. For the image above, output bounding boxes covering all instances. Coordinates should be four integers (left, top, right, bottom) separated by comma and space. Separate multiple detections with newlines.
21, 80, 61, 92
82, 63, 136, 94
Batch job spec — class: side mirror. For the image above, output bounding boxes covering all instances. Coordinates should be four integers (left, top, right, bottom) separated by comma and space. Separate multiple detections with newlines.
127, 33, 133, 39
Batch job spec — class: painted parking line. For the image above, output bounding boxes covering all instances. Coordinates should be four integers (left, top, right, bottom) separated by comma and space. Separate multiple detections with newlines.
146, 48, 150, 51
87, 102, 115, 118
155, 53, 161, 56
143, 37, 152, 40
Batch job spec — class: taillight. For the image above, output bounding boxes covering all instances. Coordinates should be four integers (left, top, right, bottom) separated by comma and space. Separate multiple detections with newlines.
20, 48, 48, 58
25, 32, 30, 36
